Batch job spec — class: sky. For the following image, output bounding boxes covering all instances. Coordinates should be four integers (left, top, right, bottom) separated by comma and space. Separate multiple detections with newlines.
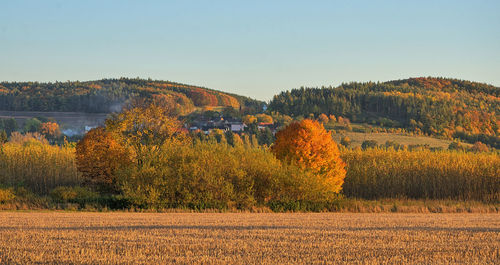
1, 0, 499, 100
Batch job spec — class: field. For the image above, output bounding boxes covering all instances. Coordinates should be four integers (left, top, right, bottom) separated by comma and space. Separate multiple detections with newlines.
0, 110, 108, 131
0, 213, 498, 264
332, 131, 467, 149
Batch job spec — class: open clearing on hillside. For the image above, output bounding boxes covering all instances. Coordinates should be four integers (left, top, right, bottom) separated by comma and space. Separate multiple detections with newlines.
0, 213, 498, 264
0, 110, 108, 129
332, 131, 466, 149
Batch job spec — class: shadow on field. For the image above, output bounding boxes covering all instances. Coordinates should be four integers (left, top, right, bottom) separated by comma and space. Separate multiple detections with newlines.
0, 225, 301, 231
0, 225, 498, 233
340, 226, 500, 233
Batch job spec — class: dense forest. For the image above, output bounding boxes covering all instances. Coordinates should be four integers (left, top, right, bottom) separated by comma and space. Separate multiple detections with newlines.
0, 78, 264, 114
268, 77, 500, 147
1, 77, 499, 148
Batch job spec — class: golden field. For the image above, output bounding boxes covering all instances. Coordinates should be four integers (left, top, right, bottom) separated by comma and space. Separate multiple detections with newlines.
0, 212, 498, 264
331, 131, 466, 149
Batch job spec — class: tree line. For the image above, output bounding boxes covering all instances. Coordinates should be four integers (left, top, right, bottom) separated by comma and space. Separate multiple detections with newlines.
0, 78, 263, 114
268, 77, 499, 148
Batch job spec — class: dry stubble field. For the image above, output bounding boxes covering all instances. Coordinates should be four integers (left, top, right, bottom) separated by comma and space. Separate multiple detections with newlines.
0, 212, 498, 264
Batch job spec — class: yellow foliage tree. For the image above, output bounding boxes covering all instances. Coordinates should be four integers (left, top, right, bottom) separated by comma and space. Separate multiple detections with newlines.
272, 119, 346, 194
242, 115, 257, 125
105, 104, 186, 149
256, 114, 273, 124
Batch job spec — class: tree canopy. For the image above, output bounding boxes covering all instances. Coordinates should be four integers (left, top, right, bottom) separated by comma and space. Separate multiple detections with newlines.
268, 77, 500, 147
272, 119, 346, 194
0, 78, 264, 114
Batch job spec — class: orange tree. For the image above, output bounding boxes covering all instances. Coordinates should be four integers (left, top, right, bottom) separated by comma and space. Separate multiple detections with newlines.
75, 127, 132, 193
39, 122, 61, 141
317, 113, 329, 124
271, 119, 346, 195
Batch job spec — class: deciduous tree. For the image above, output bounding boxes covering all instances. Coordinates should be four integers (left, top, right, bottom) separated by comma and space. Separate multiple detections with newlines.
242, 115, 257, 125
105, 104, 186, 149
256, 114, 273, 124
272, 119, 346, 194
75, 127, 132, 193
39, 122, 61, 140
318, 113, 329, 124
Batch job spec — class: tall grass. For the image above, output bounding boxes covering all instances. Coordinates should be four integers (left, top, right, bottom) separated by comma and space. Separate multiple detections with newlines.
341, 148, 500, 202
0, 140, 80, 195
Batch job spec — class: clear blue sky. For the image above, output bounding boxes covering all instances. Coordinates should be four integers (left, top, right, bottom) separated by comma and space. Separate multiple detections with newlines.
1, 0, 499, 100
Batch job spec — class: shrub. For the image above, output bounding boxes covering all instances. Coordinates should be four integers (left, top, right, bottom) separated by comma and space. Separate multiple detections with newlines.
361, 140, 378, 150
317, 113, 329, 124
117, 140, 326, 210
119, 141, 257, 209
0, 188, 15, 203
471, 142, 489, 152
50, 186, 99, 204
340, 136, 351, 147
23, 118, 42, 133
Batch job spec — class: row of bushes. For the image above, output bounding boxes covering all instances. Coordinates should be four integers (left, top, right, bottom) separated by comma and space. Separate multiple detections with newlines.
0, 136, 498, 209
0, 135, 337, 209
0, 185, 342, 211
3, 185, 497, 213
0, 186, 129, 210
116, 140, 335, 209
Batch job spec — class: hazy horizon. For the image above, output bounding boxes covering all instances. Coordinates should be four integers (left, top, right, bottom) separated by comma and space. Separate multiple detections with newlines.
1, 0, 499, 100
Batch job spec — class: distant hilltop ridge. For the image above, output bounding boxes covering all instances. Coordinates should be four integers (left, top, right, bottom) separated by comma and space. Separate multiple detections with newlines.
0, 76, 499, 147
0, 78, 264, 114
269, 77, 499, 148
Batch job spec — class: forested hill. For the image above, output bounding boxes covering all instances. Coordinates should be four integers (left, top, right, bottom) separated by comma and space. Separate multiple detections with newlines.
268, 77, 500, 147
0, 78, 264, 114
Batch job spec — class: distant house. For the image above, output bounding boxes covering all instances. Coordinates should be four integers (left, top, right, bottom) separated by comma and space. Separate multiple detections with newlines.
187, 117, 249, 134
230, 123, 246, 132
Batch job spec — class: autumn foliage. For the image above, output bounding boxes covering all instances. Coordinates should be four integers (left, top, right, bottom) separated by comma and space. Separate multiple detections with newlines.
317, 113, 329, 124
39, 122, 61, 140
75, 127, 132, 193
269, 77, 500, 147
0, 78, 260, 114
242, 115, 257, 125
256, 114, 273, 124
272, 119, 346, 194
341, 148, 500, 202
105, 104, 186, 148
0, 134, 79, 194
